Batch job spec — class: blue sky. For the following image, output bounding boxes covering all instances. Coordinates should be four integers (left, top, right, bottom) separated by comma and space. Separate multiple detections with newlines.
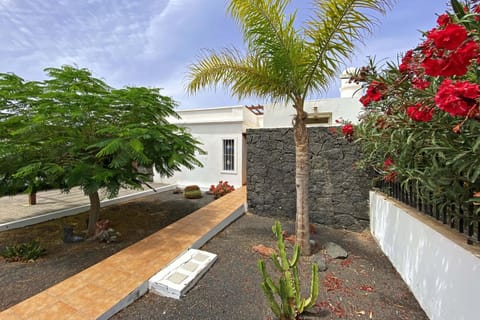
0, 0, 449, 109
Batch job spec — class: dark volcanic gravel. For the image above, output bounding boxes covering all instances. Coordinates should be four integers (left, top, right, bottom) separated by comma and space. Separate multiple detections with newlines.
113, 214, 428, 320
0, 191, 215, 311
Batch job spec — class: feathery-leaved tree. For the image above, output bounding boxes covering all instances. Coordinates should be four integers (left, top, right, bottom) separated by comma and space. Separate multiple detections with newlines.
0, 66, 203, 236
187, 0, 394, 255
0, 73, 59, 202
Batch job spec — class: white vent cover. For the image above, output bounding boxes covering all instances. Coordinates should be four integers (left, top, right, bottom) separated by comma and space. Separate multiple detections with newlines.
148, 249, 217, 299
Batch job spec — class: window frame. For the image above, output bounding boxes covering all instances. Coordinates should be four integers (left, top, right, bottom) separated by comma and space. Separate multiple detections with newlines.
221, 137, 237, 174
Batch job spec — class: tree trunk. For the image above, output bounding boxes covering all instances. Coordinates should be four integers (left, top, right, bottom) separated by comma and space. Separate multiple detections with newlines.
87, 191, 101, 237
293, 98, 311, 256
28, 192, 37, 205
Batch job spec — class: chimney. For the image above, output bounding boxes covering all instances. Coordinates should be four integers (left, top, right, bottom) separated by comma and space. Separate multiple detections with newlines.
339, 68, 362, 98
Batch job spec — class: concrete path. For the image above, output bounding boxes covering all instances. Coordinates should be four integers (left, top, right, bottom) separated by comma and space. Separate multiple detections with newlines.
0, 184, 171, 231
0, 187, 246, 319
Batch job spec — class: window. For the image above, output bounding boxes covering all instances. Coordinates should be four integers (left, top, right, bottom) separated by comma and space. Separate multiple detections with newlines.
304, 111, 332, 126
223, 139, 235, 172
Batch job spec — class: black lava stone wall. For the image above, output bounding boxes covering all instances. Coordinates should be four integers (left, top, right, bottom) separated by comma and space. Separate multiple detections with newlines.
246, 127, 372, 231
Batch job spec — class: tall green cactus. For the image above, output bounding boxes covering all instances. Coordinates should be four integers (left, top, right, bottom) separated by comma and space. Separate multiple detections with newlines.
258, 221, 319, 320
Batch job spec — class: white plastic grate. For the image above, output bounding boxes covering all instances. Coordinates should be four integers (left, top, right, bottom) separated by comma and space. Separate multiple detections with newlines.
148, 249, 217, 299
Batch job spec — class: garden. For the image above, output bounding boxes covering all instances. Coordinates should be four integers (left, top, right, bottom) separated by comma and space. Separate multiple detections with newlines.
1, 0, 480, 319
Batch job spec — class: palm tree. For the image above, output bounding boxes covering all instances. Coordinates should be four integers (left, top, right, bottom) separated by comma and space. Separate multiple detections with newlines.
187, 0, 394, 255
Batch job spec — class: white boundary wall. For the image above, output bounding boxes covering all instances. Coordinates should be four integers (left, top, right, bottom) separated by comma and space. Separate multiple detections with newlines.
370, 191, 480, 320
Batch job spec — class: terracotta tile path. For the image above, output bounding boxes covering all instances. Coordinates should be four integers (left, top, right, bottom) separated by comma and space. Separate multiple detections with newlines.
0, 187, 246, 319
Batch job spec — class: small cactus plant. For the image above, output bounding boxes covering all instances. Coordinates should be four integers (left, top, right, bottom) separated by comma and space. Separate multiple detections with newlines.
258, 221, 319, 320
183, 185, 202, 199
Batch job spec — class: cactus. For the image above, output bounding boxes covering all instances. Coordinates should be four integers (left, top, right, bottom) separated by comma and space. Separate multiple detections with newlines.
258, 221, 319, 320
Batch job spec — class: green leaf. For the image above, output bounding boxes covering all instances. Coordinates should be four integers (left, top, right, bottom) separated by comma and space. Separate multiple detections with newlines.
451, 0, 465, 18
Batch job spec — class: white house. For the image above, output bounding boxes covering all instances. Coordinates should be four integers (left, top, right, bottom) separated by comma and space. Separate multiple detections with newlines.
153, 106, 262, 189
154, 71, 363, 190
263, 69, 363, 128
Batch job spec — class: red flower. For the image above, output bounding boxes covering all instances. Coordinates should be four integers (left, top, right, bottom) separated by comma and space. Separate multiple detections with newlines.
359, 95, 372, 106
412, 78, 430, 90
382, 157, 397, 182
436, 14, 451, 27
383, 157, 394, 169
384, 172, 397, 182
475, 5, 480, 20
452, 39, 478, 63
435, 79, 480, 117
341, 124, 354, 136
360, 81, 386, 106
209, 181, 235, 198
420, 22, 477, 78
399, 50, 414, 73
406, 103, 434, 122
427, 23, 467, 50
422, 40, 478, 77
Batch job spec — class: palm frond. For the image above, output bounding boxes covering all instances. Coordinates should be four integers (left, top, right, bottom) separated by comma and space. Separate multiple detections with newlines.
228, 0, 304, 95
228, 0, 293, 55
187, 48, 295, 102
303, 0, 396, 98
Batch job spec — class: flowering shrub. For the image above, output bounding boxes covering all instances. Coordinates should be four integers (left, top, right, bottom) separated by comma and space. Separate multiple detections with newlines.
341, 123, 354, 137
209, 181, 235, 198
352, 0, 480, 213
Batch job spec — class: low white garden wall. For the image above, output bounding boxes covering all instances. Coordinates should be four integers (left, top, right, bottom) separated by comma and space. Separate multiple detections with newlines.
370, 191, 480, 320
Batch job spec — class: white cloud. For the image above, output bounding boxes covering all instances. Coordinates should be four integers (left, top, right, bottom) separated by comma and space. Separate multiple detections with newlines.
0, 0, 453, 108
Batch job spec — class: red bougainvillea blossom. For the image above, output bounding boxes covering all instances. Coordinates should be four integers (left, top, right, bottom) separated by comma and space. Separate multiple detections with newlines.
360, 81, 386, 106
435, 79, 480, 117
341, 124, 354, 137
406, 103, 434, 122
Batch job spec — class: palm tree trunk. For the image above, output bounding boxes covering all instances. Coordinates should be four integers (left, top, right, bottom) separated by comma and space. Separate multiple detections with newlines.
294, 99, 311, 256
87, 191, 100, 236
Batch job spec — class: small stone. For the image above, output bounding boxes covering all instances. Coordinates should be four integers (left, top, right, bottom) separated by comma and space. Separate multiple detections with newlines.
312, 254, 328, 272
252, 244, 276, 257
325, 242, 348, 259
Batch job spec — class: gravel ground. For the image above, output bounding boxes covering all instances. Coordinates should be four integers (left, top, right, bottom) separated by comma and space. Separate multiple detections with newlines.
113, 213, 428, 320
0, 191, 215, 311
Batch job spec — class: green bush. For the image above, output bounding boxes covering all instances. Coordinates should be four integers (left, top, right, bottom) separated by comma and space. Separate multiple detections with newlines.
1, 240, 46, 262
351, 1, 480, 215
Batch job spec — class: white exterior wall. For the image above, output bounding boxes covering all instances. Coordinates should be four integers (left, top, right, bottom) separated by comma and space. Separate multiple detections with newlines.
262, 98, 363, 128
370, 191, 480, 320
154, 106, 257, 190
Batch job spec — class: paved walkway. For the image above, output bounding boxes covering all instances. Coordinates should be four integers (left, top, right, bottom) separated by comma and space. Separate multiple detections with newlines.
0, 183, 170, 230
0, 187, 246, 319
